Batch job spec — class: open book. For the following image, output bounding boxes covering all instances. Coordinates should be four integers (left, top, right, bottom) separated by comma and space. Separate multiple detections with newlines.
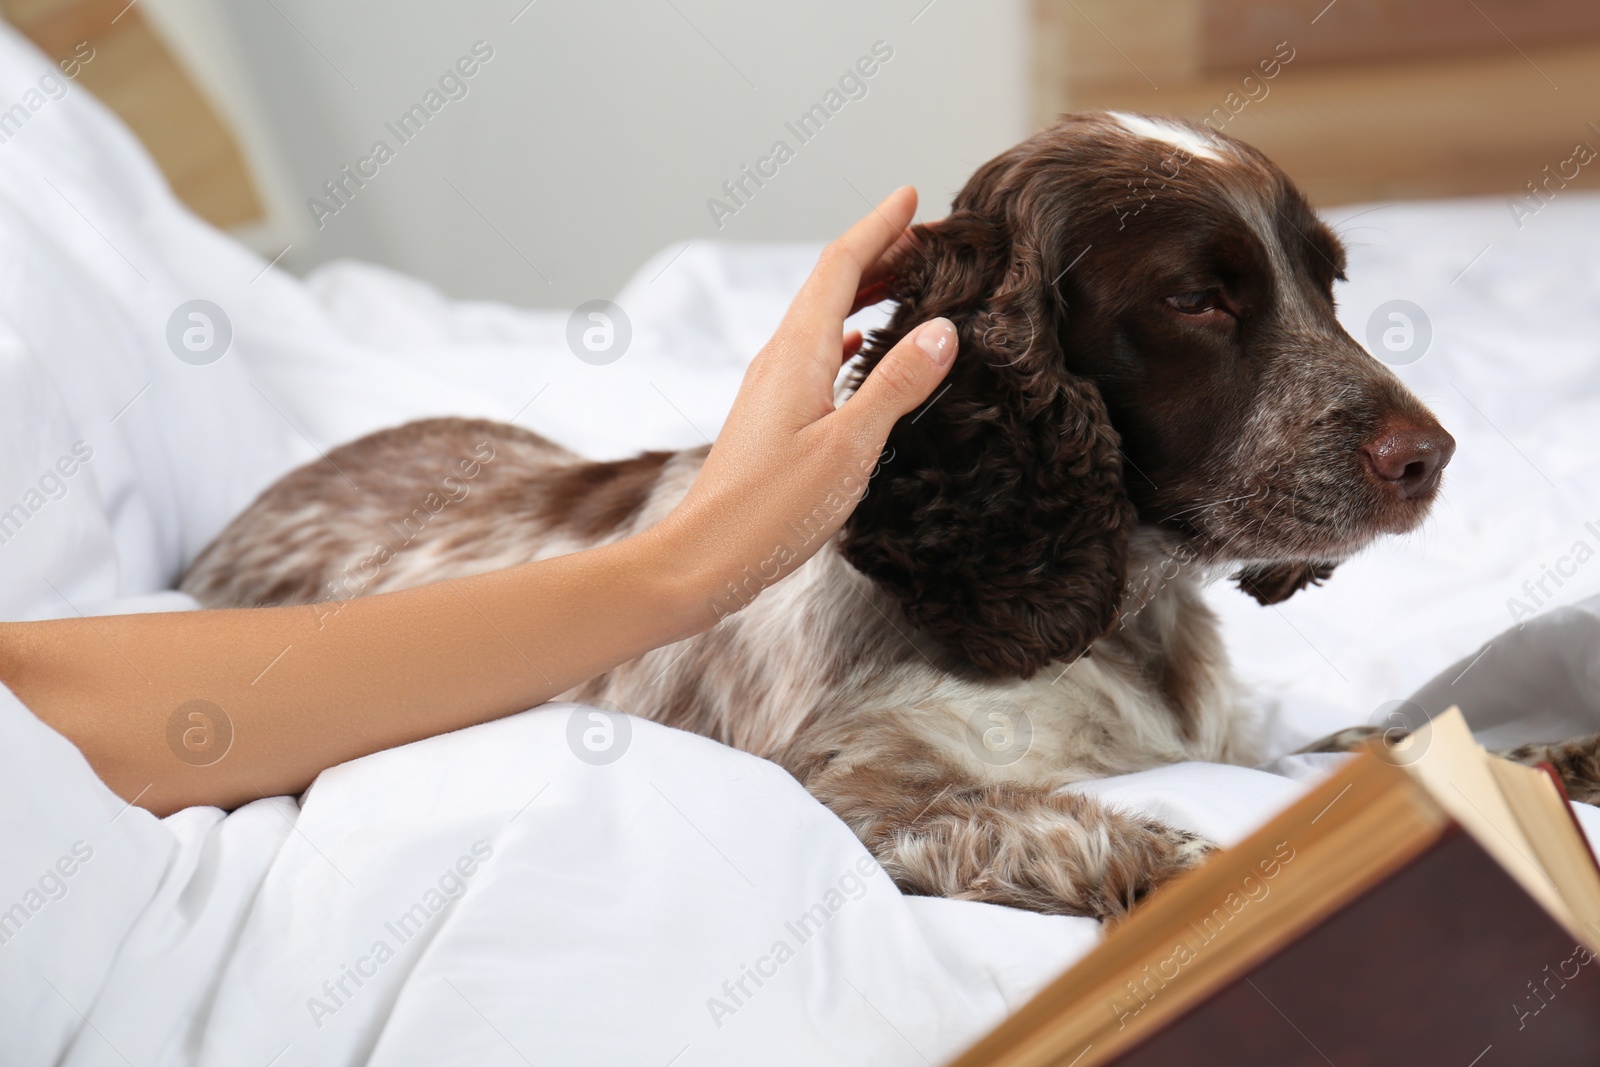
950, 708, 1600, 1066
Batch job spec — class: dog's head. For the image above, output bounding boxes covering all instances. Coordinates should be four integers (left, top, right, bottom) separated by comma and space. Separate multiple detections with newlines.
843, 112, 1454, 677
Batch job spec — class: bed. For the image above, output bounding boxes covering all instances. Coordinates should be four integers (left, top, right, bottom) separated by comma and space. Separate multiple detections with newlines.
3, 22, 1600, 1067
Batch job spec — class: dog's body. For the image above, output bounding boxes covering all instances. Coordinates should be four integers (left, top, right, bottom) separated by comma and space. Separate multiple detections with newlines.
186, 112, 1537, 918
184, 418, 1241, 917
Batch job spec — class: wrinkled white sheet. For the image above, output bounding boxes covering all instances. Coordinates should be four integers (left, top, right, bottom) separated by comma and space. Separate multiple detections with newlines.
3, 18, 1600, 1067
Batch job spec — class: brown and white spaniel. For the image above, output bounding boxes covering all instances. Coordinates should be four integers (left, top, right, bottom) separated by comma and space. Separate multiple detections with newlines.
184, 112, 1476, 919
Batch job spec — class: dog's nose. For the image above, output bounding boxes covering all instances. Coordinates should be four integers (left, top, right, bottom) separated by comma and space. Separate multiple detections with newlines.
1360, 422, 1456, 498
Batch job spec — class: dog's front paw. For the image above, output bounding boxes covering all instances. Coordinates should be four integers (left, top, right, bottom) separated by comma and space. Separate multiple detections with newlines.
1163, 825, 1221, 872
1089, 820, 1219, 922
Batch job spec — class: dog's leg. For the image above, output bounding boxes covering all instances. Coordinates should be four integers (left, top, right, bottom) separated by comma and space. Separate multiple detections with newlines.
805, 762, 1214, 920
1298, 727, 1600, 807
1295, 725, 1389, 754
1499, 734, 1600, 806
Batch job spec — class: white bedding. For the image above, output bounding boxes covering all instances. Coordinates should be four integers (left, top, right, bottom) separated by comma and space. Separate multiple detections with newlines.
3, 21, 1600, 1067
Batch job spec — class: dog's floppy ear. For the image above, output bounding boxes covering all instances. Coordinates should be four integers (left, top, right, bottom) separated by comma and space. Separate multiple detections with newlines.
840, 206, 1136, 678
1234, 562, 1336, 605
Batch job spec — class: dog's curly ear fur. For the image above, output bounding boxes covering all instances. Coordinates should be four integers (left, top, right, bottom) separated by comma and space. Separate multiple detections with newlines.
1234, 562, 1336, 605
841, 198, 1136, 678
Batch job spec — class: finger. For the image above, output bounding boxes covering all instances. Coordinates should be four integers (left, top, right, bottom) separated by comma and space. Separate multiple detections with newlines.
841, 330, 864, 363
850, 280, 892, 316
795, 186, 917, 322
832, 317, 956, 445
856, 219, 932, 294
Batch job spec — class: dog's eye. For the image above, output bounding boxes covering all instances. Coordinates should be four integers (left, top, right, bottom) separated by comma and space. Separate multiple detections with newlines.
1165, 291, 1228, 316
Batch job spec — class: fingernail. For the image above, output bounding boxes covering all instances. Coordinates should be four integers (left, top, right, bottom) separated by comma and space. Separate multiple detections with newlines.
914, 318, 956, 367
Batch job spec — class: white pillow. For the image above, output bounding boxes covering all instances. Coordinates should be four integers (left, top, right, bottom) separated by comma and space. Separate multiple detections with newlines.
0, 23, 296, 619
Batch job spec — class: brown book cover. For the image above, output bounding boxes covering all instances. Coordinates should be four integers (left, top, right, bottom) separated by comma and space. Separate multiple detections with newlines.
1111, 828, 1600, 1065
948, 715, 1600, 1067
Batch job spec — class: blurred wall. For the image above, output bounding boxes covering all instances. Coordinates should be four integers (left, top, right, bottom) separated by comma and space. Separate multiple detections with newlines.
185, 0, 1030, 309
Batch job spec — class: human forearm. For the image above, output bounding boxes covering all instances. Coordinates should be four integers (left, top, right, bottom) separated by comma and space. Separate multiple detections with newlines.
0, 525, 714, 815
2, 186, 955, 817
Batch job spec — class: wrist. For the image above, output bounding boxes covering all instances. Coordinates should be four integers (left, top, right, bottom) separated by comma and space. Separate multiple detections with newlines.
624, 512, 742, 641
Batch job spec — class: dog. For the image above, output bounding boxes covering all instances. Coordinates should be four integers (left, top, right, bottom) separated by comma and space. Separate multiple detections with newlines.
186, 112, 1567, 919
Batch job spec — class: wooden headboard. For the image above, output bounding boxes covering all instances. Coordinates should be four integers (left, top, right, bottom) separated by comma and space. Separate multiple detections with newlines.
1034, 0, 1600, 205
2, 0, 264, 228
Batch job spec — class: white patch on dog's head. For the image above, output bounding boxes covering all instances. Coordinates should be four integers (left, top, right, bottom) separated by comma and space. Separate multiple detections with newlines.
1108, 112, 1225, 163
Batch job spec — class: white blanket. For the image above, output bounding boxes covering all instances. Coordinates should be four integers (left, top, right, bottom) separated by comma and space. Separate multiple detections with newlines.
2, 21, 1599, 1067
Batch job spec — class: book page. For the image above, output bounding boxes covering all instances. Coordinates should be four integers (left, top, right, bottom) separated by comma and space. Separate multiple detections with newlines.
1402, 707, 1572, 929
1488, 757, 1600, 949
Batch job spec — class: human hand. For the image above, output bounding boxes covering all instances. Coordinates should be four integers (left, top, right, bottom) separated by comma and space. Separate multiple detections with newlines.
656, 185, 957, 620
